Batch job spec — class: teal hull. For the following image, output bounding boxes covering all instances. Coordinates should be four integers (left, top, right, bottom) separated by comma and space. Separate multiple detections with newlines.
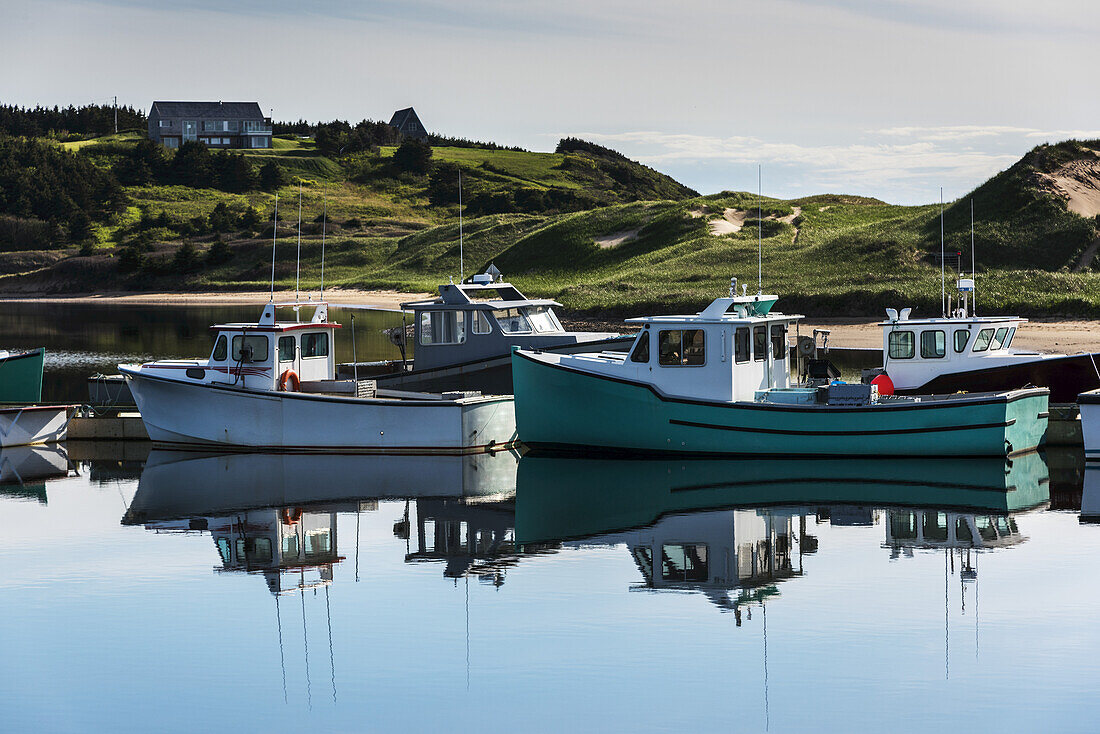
512, 351, 1048, 457
0, 348, 44, 403
514, 452, 1051, 544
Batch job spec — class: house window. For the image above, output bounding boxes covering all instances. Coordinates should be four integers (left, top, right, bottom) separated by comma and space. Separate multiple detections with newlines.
920, 330, 946, 359
972, 328, 995, 352
211, 335, 227, 361
202, 120, 217, 132
163, 137, 179, 149
753, 325, 767, 362
771, 324, 786, 361
159, 119, 172, 128
228, 120, 238, 132
888, 331, 915, 359
301, 332, 329, 358
658, 329, 705, 366
419, 310, 465, 345
734, 327, 750, 363
630, 332, 650, 363
472, 310, 492, 334
953, 329, 970, 353
252, 136, 268, 148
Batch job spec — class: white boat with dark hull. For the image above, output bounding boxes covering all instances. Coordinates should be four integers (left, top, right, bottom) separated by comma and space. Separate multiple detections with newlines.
871, 283, 1100, 404
119, 300, 518, 453
340, 268, 629, 394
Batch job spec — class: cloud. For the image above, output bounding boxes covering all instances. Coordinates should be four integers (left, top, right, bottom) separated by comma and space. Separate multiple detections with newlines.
1024, 130, 1100, 140
872, 126, 1037, 141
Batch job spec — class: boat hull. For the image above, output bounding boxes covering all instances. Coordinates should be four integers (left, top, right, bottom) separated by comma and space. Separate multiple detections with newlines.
512, 351, 1048, 457
1080, 389, 1100, 461
0, 348, 44, 403
898, 352, 1100, 404
121, 368, 517, 454
0, 405, 72, 448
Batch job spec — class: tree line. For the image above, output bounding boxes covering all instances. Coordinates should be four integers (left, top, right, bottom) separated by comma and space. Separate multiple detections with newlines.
0, 103, 146, 139
113, 139, 286, 192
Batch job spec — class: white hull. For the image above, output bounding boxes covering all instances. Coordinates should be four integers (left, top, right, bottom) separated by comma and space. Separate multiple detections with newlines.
0, 405, 71, 448
120, 368, 517, 453
1081, 395, 1100, 461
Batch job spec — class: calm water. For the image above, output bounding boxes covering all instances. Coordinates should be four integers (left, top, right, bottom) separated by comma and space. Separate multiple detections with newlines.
1, 305, 1099, 732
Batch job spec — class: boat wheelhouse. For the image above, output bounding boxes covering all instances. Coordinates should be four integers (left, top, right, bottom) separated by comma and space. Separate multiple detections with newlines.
119, 300, 518, 453
874, 285, 1100, 403
511, 288, 1049, 457
346, 268, 628, 393
1080, 388, 1100, 461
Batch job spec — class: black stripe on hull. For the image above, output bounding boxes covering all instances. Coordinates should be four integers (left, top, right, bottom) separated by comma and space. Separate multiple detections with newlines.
901, 353, 1100, 404
669, 418, 1016, 437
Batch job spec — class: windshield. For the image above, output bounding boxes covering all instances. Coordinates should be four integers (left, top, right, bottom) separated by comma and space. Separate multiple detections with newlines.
497, 308, 532, 334
526, 306, 562, 333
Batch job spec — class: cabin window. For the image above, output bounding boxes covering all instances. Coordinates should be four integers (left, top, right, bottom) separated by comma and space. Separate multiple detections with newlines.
953, 329, 970, 353
212, 335, 227, 361
889, 511, 918, 539
216, 537, 231, 564
1003, 327, 1016, 349
658, 329, 705, 366
496, 308, 531, 334
972, 328, 995, 352
231, 335, 269, 363
301, 332, 329, 358
920, 330, 946, 359
662, 544, 708, 582
278, 336, 295, 362
753, 326, 767, 361
990, 327, 1010, 350
955, 518, 973, 543
771, 324, 786, 361
923, 511, 949, 541
236, 537, 272, 564
472, 310, 492, 335
975, 516, 997, 541
734, 327, 750, 363
630, 332, 650, 363
632, 546, 653, 575
887, 331, 914, 359
419, 310, 466, 345
526, 306, 560, 333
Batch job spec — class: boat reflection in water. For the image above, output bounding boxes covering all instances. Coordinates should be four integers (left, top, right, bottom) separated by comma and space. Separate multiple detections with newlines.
1080, 462, 1100, 523
123, 448, 524, 594
515, 451, 1050, 617
0, 444, 72, 504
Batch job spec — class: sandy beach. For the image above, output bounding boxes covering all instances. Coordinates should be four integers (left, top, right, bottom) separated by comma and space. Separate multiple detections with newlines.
0, 289, 432, 310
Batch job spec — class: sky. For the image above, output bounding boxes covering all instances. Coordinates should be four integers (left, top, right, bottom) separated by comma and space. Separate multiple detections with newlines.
3, 0, 1099, 204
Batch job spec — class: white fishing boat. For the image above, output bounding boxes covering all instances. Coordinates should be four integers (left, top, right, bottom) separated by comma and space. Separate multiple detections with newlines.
118, 300, 518, 453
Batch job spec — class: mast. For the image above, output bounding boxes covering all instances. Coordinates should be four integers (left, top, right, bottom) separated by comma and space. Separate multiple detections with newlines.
295, 181, 302, 303
320, 191, 327, 298
269, 194, 278, 302
971, 198, 976, 316
940, 187, 946, 318
757, 164, 762, 294
459, 168, 464, 283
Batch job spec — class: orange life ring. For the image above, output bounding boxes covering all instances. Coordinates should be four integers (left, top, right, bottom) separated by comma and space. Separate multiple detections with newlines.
281, 507, 302, 525
278, 369, 300, 392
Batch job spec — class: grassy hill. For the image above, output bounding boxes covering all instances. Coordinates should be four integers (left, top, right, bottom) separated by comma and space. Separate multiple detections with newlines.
2, 133, 1099, 317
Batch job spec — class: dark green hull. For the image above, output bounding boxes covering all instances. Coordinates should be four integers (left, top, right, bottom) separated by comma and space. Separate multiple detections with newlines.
0, 348, 44, 403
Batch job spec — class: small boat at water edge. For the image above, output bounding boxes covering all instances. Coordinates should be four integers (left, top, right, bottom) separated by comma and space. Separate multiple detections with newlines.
0, 347, 45, 403
512, 288, 1049, 457
119, 300, 518, 453
0, 404, 74, 448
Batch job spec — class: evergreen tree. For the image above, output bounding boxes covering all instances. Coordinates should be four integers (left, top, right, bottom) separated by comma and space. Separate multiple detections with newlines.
259, 160, 287, 191
393, 138, 432, 174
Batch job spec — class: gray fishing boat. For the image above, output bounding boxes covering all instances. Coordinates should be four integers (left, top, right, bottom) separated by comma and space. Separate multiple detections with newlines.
339, 267, 631, 393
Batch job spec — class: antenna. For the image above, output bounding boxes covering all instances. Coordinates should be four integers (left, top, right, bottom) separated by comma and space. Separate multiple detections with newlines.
269, 194, 278, 302
940, 187, 946, 318
459, 168, 464, 283
970, 197, 976, 316
295, 181, 302, 302
757, 164, 762, 294
320, 190, 327, 298
113, 95, 117, 134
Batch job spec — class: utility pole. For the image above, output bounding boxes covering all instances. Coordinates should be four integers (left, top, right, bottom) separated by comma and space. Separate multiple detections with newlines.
113, 96, 118, 134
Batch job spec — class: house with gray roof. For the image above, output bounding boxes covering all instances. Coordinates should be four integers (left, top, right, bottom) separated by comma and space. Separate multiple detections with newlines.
388, 107, 428, 141
148, 101, 272, 149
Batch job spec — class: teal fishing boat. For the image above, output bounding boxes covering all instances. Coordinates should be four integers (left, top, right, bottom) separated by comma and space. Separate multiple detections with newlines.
512, 289, 1048, 457
0, 348, 44, 403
